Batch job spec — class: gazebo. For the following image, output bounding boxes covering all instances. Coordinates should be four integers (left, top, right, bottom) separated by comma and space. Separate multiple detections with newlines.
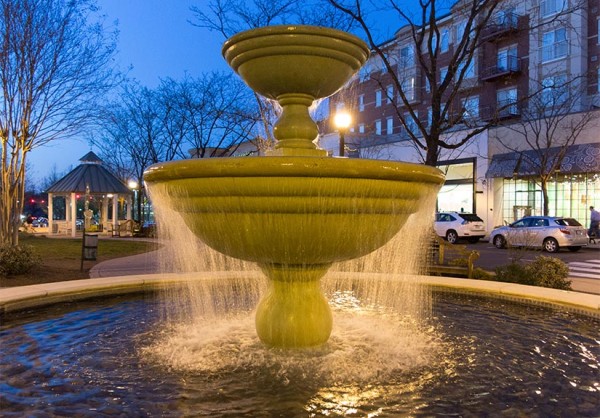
46, 152, 133, 237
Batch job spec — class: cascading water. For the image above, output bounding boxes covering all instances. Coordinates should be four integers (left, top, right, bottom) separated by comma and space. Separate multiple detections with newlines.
1, 24, 597, 416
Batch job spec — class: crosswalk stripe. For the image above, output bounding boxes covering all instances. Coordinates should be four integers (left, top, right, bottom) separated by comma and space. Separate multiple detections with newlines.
568, 259, 600, 280
568, 271, 600, 279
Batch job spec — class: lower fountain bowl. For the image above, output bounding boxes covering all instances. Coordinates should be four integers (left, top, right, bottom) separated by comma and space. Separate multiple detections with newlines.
144, 156, 444, 265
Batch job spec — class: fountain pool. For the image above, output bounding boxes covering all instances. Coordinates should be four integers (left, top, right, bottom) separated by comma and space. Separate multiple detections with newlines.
0, 275, 598, 416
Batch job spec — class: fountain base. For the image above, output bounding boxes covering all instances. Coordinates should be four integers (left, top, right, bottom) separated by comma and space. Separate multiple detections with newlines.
256, 263, 332, 347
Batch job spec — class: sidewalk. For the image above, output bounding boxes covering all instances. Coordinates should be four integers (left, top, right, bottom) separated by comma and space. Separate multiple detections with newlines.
89, 249, 162, 278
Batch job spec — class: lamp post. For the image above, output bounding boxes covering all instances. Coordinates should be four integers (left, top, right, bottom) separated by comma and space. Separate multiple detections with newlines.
334, 111, 351, 157
128, 180, 139, 222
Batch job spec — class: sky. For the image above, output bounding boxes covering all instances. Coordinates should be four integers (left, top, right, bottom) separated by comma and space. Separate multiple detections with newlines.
27, 0, 227, 187
26, 1, 403, 188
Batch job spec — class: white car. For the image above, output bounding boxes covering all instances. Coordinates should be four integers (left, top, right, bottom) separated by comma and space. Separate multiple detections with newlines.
490, 216, 588, 253
434, 212, 485, 244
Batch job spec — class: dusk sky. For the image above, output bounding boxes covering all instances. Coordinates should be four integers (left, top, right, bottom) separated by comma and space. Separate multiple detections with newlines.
28, 0, 227, 187
27, 1, 402, 188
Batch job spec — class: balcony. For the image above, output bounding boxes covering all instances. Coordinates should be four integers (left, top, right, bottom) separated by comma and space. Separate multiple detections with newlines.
481, 102, 521, 121
481, 12, 520, 42
480, 56, 521, 82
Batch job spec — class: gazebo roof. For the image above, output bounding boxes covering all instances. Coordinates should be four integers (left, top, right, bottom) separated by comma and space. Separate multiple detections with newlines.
46, 152, 131, 194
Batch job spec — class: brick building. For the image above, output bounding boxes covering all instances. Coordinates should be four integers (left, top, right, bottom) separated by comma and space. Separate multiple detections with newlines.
320, 0, 600, 233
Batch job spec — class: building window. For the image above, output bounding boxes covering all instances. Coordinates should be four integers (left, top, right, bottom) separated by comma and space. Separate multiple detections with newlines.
399, 45, 414, 68
425, 77, 431, 93
358, 94, 364, 112
375, 90, 382, 107
375, 120, 382, 135
461, 96, 479, 121
386, 85, 393, 104
540, 0, 566, 17
455, 20, 467, 42
427, 107, 432, 127
457, 58, 476, 79
359, 64, 371, 82
440, 28, 450, 52
386, 117, 394, 134
542, 74, 567, 106
380, 53, 388, 73
401, 77, 416, 102
498, 46, 518, 71
358, 123, 365, 133
497, 88, 518, 114
597, 68, 600, 93
440, 67, 448, 85
541, 28, 568, 62
404, 111, 418, 136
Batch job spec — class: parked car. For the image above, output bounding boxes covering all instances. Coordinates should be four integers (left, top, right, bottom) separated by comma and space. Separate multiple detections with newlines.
31, 217, 48, 227
434, 212, 486, 244
490, 216, 588, 253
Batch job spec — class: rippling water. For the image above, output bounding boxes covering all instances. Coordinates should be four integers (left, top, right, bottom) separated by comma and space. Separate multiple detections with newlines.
0, 291, 598, 417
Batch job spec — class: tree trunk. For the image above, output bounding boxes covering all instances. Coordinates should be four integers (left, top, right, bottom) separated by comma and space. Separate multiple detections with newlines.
541, 178, 550, 216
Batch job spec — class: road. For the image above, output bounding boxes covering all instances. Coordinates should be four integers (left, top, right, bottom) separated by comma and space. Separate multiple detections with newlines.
464, 240, 600, 294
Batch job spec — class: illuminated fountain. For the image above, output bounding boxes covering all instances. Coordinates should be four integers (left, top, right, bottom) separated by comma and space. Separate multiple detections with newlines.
143, 25, 444, 347
1, 26, 597, 416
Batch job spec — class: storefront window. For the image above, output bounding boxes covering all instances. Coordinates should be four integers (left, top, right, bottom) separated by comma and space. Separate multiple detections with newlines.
502, 173, 600, 224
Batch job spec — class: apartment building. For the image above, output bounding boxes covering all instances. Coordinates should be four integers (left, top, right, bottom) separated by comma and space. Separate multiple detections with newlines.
321, 0, 600, 232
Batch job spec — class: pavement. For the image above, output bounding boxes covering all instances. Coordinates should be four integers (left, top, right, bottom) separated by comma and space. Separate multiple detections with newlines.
90, 240, 600, 295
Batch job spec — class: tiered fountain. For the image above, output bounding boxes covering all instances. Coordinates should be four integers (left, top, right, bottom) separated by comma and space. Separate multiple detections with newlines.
144, 25, 445, 348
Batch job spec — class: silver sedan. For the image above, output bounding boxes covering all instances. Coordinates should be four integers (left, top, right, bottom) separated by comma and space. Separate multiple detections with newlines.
490, 216, 588, 253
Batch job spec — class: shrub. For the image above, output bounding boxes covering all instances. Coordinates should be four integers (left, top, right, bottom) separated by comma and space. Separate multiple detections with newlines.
0, 244, 40, 276
471, 267, 493, 281
493, 256, 571, 290
527, 256, 571, 290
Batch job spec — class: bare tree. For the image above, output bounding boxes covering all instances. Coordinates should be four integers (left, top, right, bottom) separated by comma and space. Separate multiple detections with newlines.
92, 82, 168, 222
179, 72, 259, 158
326, 0, 584, 166
497, 77, 597, 215
0, 0, 117, 245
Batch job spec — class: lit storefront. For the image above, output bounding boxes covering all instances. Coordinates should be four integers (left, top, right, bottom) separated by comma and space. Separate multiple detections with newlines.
486, 143, 600, 226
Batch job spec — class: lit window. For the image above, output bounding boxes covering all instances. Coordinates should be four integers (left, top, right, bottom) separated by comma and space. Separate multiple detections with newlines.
375, 90, 382, 107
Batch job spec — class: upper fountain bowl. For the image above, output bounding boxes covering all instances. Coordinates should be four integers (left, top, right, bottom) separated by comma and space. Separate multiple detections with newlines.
222, 25, 370, 100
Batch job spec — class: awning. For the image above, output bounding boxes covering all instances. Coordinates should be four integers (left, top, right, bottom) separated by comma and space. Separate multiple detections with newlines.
486, 142, 600, 178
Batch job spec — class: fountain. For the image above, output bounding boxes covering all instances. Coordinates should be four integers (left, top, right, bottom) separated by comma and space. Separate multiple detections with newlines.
144, 25, 445, 348
1, 25, 598, 416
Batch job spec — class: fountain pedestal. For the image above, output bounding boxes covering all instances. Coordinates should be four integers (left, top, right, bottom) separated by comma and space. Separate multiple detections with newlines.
144, 25, 445, 348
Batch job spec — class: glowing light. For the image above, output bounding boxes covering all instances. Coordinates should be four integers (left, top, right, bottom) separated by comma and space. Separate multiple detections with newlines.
334, 111, 351, 130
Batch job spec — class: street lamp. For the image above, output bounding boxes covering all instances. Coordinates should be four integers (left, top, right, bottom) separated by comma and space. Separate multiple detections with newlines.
334, 110, 351, 157
128, 180, 139, 221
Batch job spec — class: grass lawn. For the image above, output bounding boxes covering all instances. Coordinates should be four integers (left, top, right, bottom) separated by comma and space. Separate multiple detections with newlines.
0, 234, 159, 288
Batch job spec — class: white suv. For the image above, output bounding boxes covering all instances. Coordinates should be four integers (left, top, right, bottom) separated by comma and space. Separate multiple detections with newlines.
434, 212, 485, 244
